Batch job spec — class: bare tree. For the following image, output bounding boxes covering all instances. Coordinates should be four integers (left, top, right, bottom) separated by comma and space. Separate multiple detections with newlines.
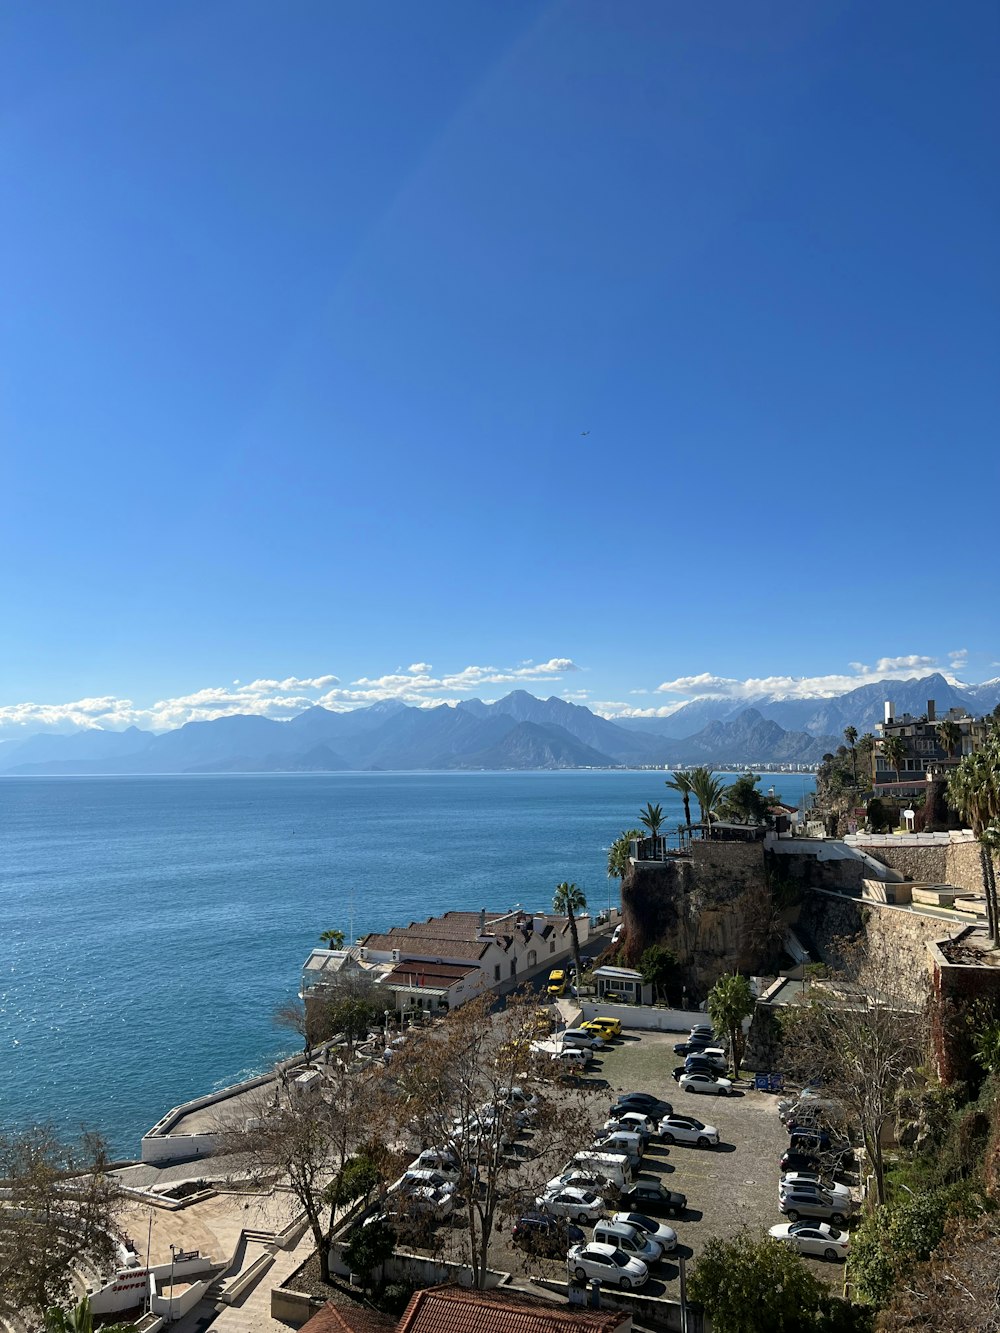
875, 1213, 1000, 1330
0, 1127, 122, 1324
219, 1059, 391, 1284
778, 932, 928, 1205
384, 989, 597, 1288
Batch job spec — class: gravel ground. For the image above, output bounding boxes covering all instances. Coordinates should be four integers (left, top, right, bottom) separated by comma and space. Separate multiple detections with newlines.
485, 1030, 850, 1295
356, 1028, 851, 1297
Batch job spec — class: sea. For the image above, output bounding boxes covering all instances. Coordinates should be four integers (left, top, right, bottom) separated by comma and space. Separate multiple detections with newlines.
0, 770, 815, 1157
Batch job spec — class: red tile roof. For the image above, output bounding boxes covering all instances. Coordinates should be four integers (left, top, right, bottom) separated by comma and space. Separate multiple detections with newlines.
396, 1284, 626, 1333
301, 1299, 396, 1333
386, 961, 480, 988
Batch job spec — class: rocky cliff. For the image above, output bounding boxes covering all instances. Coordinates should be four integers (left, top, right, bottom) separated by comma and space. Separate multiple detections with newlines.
619, 841, 783, 1000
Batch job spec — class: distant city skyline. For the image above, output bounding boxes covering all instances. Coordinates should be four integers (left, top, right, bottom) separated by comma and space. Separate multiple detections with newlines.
4, 4, 997, 737
0, 650, 996, 739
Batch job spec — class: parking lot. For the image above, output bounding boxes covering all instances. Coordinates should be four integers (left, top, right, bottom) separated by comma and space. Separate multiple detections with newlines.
388, 1025, 849, 1297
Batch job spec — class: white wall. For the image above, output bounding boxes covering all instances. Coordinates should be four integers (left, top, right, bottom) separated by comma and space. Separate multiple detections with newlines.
580, 1002, 708, 1032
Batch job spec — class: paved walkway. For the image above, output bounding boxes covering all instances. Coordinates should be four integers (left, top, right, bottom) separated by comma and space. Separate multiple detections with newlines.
169, 1223, 316, 1333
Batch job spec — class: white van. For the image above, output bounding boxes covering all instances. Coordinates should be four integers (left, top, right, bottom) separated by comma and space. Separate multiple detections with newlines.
591, 1130, 642, 1169
571, 1151, 630, 1191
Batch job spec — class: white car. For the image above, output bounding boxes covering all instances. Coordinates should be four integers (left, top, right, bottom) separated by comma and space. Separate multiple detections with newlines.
550, 1047, 590, 1069
610, 1211, 677, 1253
450, 1111, 513, 1148
602, 1112, 655, 1141
779, 1173, 853, 1204
382, 1182, 455, 1220
387, 1169, 456, 1199
678, 1071, 733, 1096
568, 1242, 646, 1289
535, 1186, 606, 1222
505, 1086, 540, 1115
769, 1221, 850, 1261
612, 924, 623, 945
546, 1168, 616, 1196
658, 1114, 719, 1147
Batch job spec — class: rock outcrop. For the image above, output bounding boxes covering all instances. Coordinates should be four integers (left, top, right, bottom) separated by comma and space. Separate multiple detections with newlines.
619, 841, 781, 1000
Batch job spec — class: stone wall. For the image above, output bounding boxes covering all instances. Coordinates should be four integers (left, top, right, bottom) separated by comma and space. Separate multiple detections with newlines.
766, 848, 868, 895
796, 891, 963, 1004
620, 842, 775, 999
859, 840, 992, 895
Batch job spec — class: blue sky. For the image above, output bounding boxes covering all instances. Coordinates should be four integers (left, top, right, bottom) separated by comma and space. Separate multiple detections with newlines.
2, 1, 998, 735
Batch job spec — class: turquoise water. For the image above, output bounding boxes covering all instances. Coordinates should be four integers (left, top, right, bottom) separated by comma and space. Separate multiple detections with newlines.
0, 771, 814, 1156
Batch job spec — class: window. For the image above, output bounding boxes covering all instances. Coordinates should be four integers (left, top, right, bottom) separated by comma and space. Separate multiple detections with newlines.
510, 959, 517, 977
550, 941, 555, 953
494, 965, 500, 982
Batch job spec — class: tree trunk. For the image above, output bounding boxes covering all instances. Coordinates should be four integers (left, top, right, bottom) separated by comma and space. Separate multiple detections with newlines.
683, 794, 691, 828
981, 848, 997, 946
869, 1134, 886, 1207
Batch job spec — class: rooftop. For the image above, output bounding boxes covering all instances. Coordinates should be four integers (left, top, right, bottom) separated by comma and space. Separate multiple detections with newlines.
397, 1284, 627, 1333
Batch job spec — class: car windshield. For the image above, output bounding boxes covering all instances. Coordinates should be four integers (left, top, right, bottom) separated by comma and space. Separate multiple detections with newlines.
826, 1227, 842, 1240
609, 1251, 629, 1267
629, 1213, 656, 1230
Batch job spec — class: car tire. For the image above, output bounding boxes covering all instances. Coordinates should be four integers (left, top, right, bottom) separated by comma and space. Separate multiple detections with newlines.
619, 1277, 631, 1290
662, 1133, 674, 1144
574, 1267, 587, 1283
786, 1210, 799, 1221
824, 1248, 838, 1261
697, 1136, 709, 1148
577, 1212, 589, 1222
832, 1213, 846, 1226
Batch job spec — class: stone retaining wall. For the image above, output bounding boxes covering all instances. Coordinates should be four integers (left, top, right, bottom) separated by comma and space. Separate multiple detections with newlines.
859, 840, 992, 895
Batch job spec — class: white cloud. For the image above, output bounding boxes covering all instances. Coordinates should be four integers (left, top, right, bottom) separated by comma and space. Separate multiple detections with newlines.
650, 655, 963, 708
874, 655, 937, 673
0, 657, 583, 738
594, 700, 692, 719
949, 648, 969, 667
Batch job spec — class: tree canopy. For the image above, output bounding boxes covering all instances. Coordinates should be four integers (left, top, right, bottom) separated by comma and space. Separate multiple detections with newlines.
719, 773, 773, 825
688, 1227, 871, 1332
707, 973, 755, 1076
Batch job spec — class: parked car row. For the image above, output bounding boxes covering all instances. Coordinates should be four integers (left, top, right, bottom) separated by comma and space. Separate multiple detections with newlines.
769, 1090, 857, 1261
522, 1077, 693, 1287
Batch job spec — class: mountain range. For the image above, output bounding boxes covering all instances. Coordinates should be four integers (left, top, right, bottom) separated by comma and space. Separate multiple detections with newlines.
1, 674, 997, 775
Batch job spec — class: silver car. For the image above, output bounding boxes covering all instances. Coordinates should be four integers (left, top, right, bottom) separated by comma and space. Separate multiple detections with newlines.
778, 1184, 854, 1225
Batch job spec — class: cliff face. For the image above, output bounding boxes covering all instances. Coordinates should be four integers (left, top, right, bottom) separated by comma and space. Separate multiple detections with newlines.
620, 841, 778, 1000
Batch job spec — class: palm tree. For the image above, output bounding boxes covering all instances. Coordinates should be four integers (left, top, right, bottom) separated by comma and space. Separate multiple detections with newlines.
844, 726, 858, 784
639, 801, 666, 852
607, 828, 642, 883
882, 735, 906, 783
947, 747, 1000, 946
553, 881, 587, 985
688, 767, 725, 833
706, 972, 756, 1077
665, 771, 694, 829
319, 929, 345, 950
937, 720, 961, 760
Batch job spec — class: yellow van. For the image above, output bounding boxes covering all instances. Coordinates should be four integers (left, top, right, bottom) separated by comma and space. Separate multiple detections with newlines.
546, 969, 567, 997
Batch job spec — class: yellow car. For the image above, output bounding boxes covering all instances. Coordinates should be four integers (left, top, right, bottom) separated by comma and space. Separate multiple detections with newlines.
582, 1017, 622, 1040
546, 969, 567, 997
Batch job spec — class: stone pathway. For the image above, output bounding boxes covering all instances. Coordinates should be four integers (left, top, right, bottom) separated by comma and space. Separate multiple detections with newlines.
169, 1223, 316, 1333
